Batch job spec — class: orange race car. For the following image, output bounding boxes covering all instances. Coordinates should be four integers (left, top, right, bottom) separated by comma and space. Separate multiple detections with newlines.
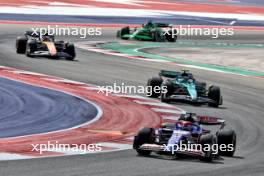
16, 31, 76, 60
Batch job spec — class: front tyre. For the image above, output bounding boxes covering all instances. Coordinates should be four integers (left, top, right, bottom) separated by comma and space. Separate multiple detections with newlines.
146, 77, 163, 98
165, 29, 177, 42
65, 43, 76, 60
133, 128, 154, 156
153, 30, 166, 42
16, 36, 28, 54
118, 26, 130, 39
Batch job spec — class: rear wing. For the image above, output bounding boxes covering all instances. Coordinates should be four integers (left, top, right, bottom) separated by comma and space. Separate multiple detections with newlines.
197, 116, 225, 129
198, 116, 225, 125
24, 31, 55, 40
159, 70, 181, 78
154, 23, 172, 27
25, 31, 40, 38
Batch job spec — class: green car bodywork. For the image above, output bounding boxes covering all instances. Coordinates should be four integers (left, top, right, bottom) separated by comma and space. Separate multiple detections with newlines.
147, 70, 223, 107
117, 22, 177, 42
159, 70, 198, 100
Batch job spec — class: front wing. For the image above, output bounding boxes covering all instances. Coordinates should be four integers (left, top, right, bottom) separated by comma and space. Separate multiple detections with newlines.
28, 51, 72, 59
165, 95, 220, 105
139, 144, 205, 157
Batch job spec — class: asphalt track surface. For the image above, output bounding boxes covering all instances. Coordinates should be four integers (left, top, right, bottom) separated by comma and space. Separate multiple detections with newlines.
0, 24, 264, 176
0, 77, 98, 138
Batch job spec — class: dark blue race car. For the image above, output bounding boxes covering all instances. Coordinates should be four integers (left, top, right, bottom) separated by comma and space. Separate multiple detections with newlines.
133, 113, 236, 162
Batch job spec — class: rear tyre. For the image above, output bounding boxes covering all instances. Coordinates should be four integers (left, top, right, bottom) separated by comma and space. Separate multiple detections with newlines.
65, 43, 76, 60
146, 77, 163, 98
199, 134, 217, 162
208, 86, 221, 107
217, 130, 236, 157
16, 36, 28, 54
133, 128, 154, 156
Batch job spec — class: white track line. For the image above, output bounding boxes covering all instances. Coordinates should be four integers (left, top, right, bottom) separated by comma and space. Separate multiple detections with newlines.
0, 153, 33, 161
133, 100, 174, 107
162, 116, 180, 120
46, 148, 100, 155
113, 94, 150, 99
43, 78, 87, 85
10, 70, 45, 76
151, 108, 183, 114
97, 142, 132, 150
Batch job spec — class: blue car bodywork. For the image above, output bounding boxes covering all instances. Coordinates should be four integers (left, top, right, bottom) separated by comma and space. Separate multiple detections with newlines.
133, 113, 237, 161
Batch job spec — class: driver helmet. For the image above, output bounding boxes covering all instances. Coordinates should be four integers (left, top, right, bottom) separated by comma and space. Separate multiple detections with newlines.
178, 113, 198, 123
42, 35, 50, 41
175, 122, 183, 130
146, 20, 154, 27
181, 71, 189, 77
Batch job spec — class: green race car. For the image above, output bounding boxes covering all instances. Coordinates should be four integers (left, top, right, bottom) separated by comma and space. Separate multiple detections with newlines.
117, 21, 177, 42
147, 70, 223, 107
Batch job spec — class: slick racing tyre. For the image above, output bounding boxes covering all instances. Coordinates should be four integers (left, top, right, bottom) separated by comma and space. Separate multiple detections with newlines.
165, 29, 177, 42
133, 128, 154, 156
146, 77, 163, 98
199, 134, 217, 162
217, 130, 236, 157
65, 43, 76, 60
208, 86, 222, 107
16, 36, 28, 54
153, 30, 166, 42
121, 26, 130, 35
117, 27, 130, 39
